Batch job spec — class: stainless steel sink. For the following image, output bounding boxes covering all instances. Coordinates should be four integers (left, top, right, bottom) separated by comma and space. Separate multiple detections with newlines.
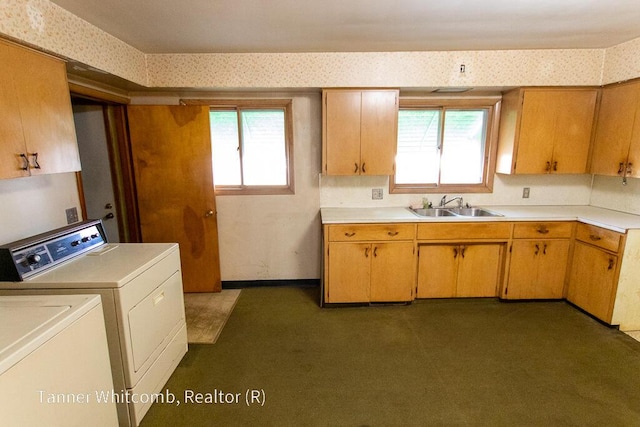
409, 207, 503, 218
411, 208, 457, 217
447, 207, 503, 217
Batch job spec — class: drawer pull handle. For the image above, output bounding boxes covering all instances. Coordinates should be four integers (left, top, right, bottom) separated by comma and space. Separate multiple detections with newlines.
373, 247, 378, 257
460, 246, 466, 258
453, 248, 458, 258
589, 235, 602, 241
387, 231, 399, 236
608, 258, 614, 270
553, 161, 558, 171
534, 244, 540, 255
362, 163, 366, 173
344, 232, 356, 237
543, 244, 547, 255
153, 291, 165, 305
545, 161, 551, 172
537, 227, 549, 234
364, 247, 370, 258
353, 163, 359, 173
618, 162, 625, 175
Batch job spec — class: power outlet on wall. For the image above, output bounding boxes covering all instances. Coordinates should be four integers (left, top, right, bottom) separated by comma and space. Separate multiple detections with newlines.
66, 207, 79, 224
372, 188, 383, 200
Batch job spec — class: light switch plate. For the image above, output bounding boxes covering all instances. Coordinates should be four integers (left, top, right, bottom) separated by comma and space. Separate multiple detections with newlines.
372, 188, 383, 200
522, 187, 530, 199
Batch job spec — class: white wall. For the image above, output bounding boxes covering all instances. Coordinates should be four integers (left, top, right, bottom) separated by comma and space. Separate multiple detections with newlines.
130, 91, 323, 281
590, 175, 640, 215
0, 173, 81, 244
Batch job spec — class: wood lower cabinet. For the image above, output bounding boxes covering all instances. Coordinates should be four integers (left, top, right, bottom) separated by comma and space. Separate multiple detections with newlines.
416, 223, 509, 299
567, 242, 619, 322
503, 222, 573, 299
0, 40, 80, 179
567, 223, 625, 323
324, 224, 415, 303
417, 243, 503, 298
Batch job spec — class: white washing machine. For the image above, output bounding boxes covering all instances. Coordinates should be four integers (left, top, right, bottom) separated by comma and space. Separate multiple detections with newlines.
0, 220, 188, 426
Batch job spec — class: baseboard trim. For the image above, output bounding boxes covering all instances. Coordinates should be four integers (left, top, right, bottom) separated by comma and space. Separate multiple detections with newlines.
222, 279, 320, 289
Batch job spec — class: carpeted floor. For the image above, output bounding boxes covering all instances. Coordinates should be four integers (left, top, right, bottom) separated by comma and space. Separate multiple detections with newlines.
141, 286, 640, 426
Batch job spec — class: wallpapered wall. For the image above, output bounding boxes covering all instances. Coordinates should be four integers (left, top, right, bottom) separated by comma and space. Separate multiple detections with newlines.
2, 0, 640, 89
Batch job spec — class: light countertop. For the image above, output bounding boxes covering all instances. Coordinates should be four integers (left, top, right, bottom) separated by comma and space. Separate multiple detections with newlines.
321, 205, 640, 232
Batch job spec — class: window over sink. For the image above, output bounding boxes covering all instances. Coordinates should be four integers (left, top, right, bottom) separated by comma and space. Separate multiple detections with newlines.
390, 98, 500, 194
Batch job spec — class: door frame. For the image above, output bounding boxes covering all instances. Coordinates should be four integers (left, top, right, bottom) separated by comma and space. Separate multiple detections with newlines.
69, 83, 141, 243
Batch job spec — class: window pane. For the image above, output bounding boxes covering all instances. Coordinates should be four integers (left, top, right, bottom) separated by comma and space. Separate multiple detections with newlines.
396, 109, 441, 184
210, 111, 241, 186
241, 110, 287, 186
440, 110, 487, 184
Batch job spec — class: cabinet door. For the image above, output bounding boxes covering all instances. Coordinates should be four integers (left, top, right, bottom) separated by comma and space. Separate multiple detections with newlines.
370, 242, 414, 302
10, 43, 80, 175
0, 42, 28, 179
505, 241, 539, 299
360, 90, 398, 175
567, 242, 618, 322
591, 82, 640, 176
327, 242, 371, 303
324, 90, 362, 175
456, 244, 501, 297
551, 90, 597, 174
416, 245, 458, 298
515, 91, 556, 174
536, 240, 569, 299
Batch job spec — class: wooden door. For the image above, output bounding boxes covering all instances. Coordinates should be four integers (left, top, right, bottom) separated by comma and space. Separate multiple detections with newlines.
324, 90, 362, 175
416, 245, 458, 298
567, 242, 617, 322
456, 244, 501, 297
327, 242, 371, 303
591, 82, 640, 176
551, 90, 597, 174
0, 42, 27, 179
360, 90, 398, 175
515, 91, 556, 174
536, 240, 570, 299
370, 242, 414, 302
10, 42, 80, 175
127, 105, 221, 292
505, 240, 539, 299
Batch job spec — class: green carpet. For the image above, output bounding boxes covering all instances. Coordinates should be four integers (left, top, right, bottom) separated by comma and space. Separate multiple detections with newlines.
141, 286, 640, 426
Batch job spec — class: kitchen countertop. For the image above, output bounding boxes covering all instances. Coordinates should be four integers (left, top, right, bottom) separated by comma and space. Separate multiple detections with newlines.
320, 205, 640, 232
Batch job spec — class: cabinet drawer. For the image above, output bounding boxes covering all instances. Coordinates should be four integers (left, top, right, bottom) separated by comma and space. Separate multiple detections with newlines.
329, 224, 415, 241
417, 222, 511, 240
575, 223, 623, 253
513, 222, 573, 239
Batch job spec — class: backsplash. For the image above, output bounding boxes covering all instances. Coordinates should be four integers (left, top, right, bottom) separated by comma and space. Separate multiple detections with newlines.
320, 174, 594, 208
590, 175, 640, 215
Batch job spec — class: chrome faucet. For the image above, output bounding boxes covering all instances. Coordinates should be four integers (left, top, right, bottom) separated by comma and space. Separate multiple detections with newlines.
439, 195, 464, 208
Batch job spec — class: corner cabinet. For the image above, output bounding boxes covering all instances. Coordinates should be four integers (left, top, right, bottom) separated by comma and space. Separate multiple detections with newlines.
322, 89, 399, 176
0, 40, 80, 179
496, 88, 598, 175
590, 80, 640, 179
323, 223, 415, 303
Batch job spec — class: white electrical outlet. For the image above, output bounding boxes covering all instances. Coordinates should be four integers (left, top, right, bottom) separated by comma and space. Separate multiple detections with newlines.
372, 188, 383, 200
522, 187, 530, 198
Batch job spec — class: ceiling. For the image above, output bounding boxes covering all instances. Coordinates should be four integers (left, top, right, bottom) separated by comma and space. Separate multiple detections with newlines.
51, 0, 640, 54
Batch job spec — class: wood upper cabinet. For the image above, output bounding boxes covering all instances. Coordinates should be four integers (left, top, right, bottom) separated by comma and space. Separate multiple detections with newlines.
0, 40, 80, 179
496, 88, 598, 174
324, 223, 415, 303
590, 80, 640, 179
503, 222, 573, 299
322, 89, 399, 176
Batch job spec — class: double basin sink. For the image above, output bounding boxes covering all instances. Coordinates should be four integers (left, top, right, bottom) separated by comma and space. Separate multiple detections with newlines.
409, 206, 503, 218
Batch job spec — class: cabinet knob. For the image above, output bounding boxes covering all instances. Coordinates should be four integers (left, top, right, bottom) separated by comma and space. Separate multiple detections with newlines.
545, 161, 551, 172
553, 161, 558, 171
205, 210, 214, 218
618, 162, 625, 175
